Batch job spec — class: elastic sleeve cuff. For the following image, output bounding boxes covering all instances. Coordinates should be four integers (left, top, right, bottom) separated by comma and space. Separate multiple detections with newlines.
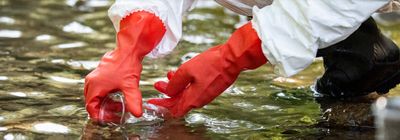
108, 0, 196, 58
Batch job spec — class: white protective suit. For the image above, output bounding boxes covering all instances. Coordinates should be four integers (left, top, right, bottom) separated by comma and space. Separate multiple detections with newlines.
108, 0, 397, 77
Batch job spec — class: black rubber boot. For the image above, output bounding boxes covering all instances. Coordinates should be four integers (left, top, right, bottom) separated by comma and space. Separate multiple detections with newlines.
316, 17, 400, 97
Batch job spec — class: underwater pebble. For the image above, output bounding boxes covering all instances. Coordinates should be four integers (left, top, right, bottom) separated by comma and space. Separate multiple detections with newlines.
1, 104, 25, 111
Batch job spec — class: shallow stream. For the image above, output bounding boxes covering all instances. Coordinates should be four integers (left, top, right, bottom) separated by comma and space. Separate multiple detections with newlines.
1, 0, 400, 139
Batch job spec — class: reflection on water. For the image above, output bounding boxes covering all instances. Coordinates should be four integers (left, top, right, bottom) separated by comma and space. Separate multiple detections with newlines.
0, 0, 400, 139
53, 42, 87, 49
63, 21, 95, 34
0, 17, 15, 24
32, 122, 70, 134
0, 30, 22, 38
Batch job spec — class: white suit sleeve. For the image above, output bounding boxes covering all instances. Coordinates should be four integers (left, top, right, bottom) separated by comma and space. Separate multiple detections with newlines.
251, 0, 391, 77
108, 0, 197, 58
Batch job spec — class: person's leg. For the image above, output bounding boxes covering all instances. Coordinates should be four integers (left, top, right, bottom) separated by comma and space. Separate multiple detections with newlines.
316, 17, 400, 97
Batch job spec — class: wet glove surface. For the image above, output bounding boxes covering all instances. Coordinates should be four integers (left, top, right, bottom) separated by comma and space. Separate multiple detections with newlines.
148, 22, 267, 118
84, 11, 166, 122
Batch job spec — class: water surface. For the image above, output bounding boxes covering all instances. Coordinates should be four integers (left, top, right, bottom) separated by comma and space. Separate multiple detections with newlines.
1, 0, 400, 139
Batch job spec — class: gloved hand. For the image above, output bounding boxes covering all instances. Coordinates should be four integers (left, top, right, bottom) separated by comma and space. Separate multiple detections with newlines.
84, 11, 166, 122
148, 22, 267, 117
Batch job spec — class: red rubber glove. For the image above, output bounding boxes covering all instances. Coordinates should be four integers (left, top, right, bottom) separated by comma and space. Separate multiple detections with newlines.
148, 22, 267, 118
84, 11, 166, 122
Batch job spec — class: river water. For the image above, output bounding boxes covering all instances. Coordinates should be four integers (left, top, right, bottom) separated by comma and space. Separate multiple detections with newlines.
1, 0, 400, 139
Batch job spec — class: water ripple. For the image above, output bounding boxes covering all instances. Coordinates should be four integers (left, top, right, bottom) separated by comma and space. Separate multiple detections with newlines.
186, 113, 265, 134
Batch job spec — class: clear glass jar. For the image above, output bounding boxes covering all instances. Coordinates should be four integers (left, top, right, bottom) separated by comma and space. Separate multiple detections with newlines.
99, 92, 170, 126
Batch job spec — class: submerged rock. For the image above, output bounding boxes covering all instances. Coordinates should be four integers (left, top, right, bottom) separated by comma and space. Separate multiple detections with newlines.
316, 93, 382, 128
